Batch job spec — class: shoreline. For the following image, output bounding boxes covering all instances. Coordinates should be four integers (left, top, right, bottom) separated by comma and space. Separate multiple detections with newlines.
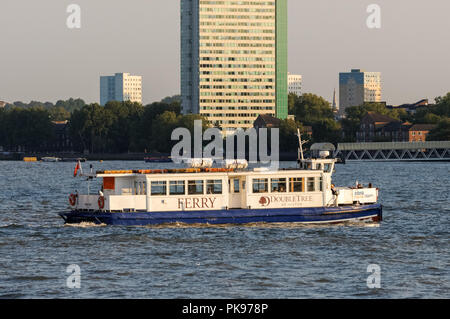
0, 152, 301, 162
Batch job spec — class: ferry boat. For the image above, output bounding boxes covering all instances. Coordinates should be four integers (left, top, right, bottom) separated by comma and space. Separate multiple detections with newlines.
59, 149, 382, 226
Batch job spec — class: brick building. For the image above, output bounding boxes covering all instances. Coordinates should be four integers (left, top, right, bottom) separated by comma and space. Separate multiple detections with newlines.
356, 112, 436, 142
408, 124, 437, 142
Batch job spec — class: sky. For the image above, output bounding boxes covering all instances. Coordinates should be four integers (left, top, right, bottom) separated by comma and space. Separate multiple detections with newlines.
0, 0, 449, 106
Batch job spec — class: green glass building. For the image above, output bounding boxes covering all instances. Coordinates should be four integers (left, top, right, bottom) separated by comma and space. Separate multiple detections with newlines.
181, 0, 288, 133
276, 0, 288, 120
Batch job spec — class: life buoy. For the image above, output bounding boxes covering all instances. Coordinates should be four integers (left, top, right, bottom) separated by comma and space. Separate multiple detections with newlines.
69, 194, 77, 206
98, 196, 105, 210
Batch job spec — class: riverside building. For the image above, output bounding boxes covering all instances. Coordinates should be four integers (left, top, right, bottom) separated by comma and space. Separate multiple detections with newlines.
288, 73, 302, 97
339, 69, 381, 117
181, 0, 288, 134
100, 73, 142, 106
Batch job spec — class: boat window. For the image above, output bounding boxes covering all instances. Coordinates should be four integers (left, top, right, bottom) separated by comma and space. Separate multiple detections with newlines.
253, 178, 268, 193
151, 181, 167, 196
307, 177, 315, 192
324, 164, 332, 173
289, 178, 303, 193
206, 180, 222, 194
271, 178, 286, 193
170, 181, 185, 195
188, 180, 204, 195
234, 179, 240, 193
317, 177, 323, 191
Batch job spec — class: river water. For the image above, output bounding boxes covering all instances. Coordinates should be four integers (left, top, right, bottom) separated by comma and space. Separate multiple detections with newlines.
0, 160, 448, 299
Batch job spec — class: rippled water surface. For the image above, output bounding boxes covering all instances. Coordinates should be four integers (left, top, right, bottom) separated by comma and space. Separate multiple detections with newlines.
0, 160, 448, 298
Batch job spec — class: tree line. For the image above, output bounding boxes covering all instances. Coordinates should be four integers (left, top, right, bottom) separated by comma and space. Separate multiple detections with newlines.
270, 92, 450, 145
4, 98, 86, 122
1, 93, 449, 154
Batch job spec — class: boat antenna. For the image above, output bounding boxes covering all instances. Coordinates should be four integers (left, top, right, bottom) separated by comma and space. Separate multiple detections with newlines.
297, 128, 310, 169
297, 128, 309, 161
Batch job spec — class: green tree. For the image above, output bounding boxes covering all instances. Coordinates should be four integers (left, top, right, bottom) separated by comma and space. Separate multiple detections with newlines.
290, 93, 334, 125
160, 95, 181, 106
132, 102, 182, 152
434, 93, 450, 116
56, 98, 85, 112
150, 111, 180, 153
344, 102, 397, 121
0, 108, 6, 148
69, 104, 113, 153
427, 118, 450, 141
149, 112, 210, 153
49, 106, 71, 121
339, 117, 360, 142
103, 101, 144, 153
278, 119, 305, 153
312, 119, 342, 145
0, 107, 54, 151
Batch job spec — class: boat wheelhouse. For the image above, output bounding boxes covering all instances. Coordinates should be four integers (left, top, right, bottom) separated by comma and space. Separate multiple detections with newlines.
60, 156, 382, 226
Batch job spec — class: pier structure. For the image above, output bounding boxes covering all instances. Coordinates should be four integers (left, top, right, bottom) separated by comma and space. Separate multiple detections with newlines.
334, 141, 450, 162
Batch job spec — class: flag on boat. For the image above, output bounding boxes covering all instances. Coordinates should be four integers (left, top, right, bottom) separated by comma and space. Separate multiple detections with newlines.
73, 161, 82, 177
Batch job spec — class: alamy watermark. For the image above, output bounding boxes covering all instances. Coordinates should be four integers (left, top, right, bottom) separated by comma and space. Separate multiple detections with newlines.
366, 4, 381, 29
66, 264, 81, 289
367, 264, 381, 289
66, 4, 81, 29
171, 120, 280, 170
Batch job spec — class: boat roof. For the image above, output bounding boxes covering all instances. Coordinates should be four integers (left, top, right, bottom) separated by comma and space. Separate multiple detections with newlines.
95, 167, 329, 178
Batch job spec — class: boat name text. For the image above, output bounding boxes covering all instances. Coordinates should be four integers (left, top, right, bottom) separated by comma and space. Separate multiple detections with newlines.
178, 197, 217, 209
259, 195, 313, 207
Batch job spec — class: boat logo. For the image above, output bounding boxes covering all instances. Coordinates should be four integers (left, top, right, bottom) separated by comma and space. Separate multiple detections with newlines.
259, 196, 271, 207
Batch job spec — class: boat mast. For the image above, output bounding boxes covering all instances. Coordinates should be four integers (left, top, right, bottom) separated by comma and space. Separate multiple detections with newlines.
297, 128, 304, 162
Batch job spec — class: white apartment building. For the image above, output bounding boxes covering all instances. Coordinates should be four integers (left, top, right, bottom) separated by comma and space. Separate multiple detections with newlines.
100, 73, 142, 106
181, 0, 288, 133
339, 69, 381, 116
288, 73, 302, 96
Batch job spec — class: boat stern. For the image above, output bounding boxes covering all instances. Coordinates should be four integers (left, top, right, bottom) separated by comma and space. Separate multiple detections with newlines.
372, 204, 383, 222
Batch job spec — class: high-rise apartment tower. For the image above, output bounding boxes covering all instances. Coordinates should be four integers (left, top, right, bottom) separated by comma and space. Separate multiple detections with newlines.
181, 0, 288, 133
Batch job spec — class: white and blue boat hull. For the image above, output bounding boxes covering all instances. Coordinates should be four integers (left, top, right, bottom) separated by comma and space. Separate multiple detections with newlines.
60, 204, 382, 226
